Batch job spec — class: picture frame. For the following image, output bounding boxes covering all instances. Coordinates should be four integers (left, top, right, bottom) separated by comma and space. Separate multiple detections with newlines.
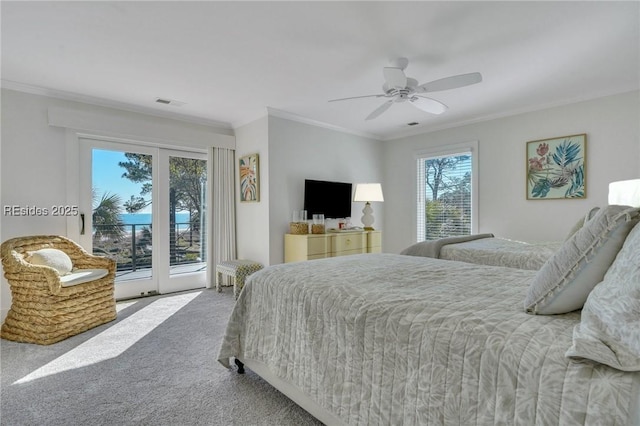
239, 153, 260, 202
526, 133, 586, 200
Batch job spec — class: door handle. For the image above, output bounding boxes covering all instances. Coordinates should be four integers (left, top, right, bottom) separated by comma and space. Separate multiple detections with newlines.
80, 213, 85, 235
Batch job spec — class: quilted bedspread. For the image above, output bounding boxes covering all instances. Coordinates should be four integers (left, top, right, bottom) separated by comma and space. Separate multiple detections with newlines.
218, 254, 638, 425
439, 238, 562, 270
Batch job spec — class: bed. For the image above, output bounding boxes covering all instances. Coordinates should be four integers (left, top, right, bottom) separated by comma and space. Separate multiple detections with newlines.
218, 205, 640, 425
400, 207, 601, 271
401, 234, 562, 270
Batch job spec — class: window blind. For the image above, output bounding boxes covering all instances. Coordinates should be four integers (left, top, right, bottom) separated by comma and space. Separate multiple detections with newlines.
416, 151, 473, 241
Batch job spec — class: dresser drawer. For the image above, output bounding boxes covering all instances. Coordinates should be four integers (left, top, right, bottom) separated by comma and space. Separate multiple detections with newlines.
284, 234, 330, 262
307, 235, 330, 256
331, 233, 366, 255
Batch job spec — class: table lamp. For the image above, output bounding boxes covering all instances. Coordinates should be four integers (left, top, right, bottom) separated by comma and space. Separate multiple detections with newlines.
608, 179, 640, 207
353, 183, 384, 230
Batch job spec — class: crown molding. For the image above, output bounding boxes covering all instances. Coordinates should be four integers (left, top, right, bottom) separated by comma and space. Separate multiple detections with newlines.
4, 79, 635, 143
382, 87, 639, 142
1, 79, 234, 131
265, 107, 380, 141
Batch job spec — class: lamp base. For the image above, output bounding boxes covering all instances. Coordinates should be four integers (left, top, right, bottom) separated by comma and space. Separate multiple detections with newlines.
360, 202, 376, 230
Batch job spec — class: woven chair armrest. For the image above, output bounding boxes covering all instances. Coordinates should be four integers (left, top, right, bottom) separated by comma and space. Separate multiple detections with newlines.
2, 250, 57, 275
72, 255, 116, 273
3, 250, 114, 274
26, 248, 114, 271
1, 256, 63, 294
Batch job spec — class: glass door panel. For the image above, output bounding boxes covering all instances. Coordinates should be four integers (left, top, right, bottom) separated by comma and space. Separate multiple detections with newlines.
169, 156, 207, 276
81, 140, 207, 299
83, 143, 158, 299
160, 151, 208, 293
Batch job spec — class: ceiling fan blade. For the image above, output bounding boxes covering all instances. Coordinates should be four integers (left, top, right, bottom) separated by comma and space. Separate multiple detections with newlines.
383, 67, 407, 89
417, 72, 482, 93
328, 94, 386, 102
365, 99, 394, 120
410, 96, 448, 115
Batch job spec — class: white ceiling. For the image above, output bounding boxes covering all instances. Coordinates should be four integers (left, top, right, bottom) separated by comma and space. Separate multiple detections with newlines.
2, 1, 639, 140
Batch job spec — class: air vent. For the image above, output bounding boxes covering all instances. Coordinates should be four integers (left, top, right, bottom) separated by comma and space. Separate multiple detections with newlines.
407, 122, 419, 126
155, 98, 186, 107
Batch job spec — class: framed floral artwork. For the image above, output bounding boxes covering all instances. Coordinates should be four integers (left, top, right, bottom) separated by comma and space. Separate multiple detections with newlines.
526, 134, 586, 200
239, 153, 259, 202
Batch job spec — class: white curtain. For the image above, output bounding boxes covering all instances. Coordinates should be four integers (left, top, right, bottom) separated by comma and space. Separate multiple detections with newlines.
207, 147, 236, 288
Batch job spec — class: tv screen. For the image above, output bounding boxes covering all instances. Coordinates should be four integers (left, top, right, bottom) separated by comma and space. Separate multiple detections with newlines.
304, 179, 353, 219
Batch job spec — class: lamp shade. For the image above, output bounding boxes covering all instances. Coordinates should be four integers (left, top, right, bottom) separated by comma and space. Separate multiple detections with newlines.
608, 179, 640, 207
353, 183, 384, 202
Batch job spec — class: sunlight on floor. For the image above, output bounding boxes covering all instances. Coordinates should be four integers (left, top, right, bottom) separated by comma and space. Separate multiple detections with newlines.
115, 300, 138, 313
13, 291, 202, 385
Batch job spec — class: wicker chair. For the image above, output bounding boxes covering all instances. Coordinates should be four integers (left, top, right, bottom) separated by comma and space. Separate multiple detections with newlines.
1, 235, 117, 345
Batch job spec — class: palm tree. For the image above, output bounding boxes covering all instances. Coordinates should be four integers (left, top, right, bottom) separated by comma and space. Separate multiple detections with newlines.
93, 190, 125, 239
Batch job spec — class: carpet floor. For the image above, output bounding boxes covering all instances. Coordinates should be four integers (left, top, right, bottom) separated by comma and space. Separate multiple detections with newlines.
1, 288, 323, 425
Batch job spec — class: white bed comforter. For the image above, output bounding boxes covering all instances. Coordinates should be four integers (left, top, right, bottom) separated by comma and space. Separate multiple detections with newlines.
218, 254, 638, 425
439, 238, 562, 270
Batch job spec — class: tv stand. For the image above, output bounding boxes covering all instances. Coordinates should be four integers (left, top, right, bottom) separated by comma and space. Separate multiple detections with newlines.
284, 230, 381, 263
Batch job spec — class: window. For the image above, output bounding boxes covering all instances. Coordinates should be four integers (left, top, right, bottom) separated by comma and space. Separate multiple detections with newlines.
416, 142, 478, 241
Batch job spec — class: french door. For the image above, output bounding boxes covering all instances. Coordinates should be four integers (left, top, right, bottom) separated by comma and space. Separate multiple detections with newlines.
79, 138, 207, 299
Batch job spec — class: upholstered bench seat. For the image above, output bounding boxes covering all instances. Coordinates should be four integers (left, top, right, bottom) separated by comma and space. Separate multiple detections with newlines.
216, 260, 263, 299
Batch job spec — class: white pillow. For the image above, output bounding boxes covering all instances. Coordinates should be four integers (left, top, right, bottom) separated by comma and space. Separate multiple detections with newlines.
565, 221, 640, 371
524, 205, 640, 314
28, 248, 73, 275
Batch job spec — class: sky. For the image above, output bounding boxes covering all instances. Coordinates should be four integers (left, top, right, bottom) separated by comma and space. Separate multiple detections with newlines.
92, 149, 152, 214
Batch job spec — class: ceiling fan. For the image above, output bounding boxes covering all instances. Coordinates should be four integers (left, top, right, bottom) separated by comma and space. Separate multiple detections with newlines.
329, 57, 482, 120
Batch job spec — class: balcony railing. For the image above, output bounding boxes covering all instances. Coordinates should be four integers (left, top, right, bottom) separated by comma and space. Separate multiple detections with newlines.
92, 222, 205, 272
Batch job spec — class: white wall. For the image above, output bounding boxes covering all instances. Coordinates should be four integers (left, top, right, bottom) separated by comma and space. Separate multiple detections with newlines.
0, 89, 234, 320
234, 114, 384, 266
383, 90, 640, 254
234, 116, 271, 266
267, 116, 384, 265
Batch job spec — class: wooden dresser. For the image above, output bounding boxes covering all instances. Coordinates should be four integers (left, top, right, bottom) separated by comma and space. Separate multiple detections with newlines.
284, 230, 382, 263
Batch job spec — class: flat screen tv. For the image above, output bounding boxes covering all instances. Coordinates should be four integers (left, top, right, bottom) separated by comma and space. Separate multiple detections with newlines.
304, 179, 353, 219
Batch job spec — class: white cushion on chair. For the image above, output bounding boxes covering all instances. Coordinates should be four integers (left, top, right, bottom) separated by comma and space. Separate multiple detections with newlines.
60, 269, 109, 287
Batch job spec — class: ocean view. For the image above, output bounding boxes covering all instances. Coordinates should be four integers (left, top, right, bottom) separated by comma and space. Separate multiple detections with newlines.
119, 213, 191, 225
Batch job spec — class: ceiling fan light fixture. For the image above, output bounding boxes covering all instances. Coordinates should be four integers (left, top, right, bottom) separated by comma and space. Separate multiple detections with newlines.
383, 67, 407, 89
389, 57, 409, 70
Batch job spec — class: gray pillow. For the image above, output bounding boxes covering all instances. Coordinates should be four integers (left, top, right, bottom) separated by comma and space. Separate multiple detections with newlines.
524, 205, 640, 314
566, 221, 640, 371
564, 206, 600, 241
